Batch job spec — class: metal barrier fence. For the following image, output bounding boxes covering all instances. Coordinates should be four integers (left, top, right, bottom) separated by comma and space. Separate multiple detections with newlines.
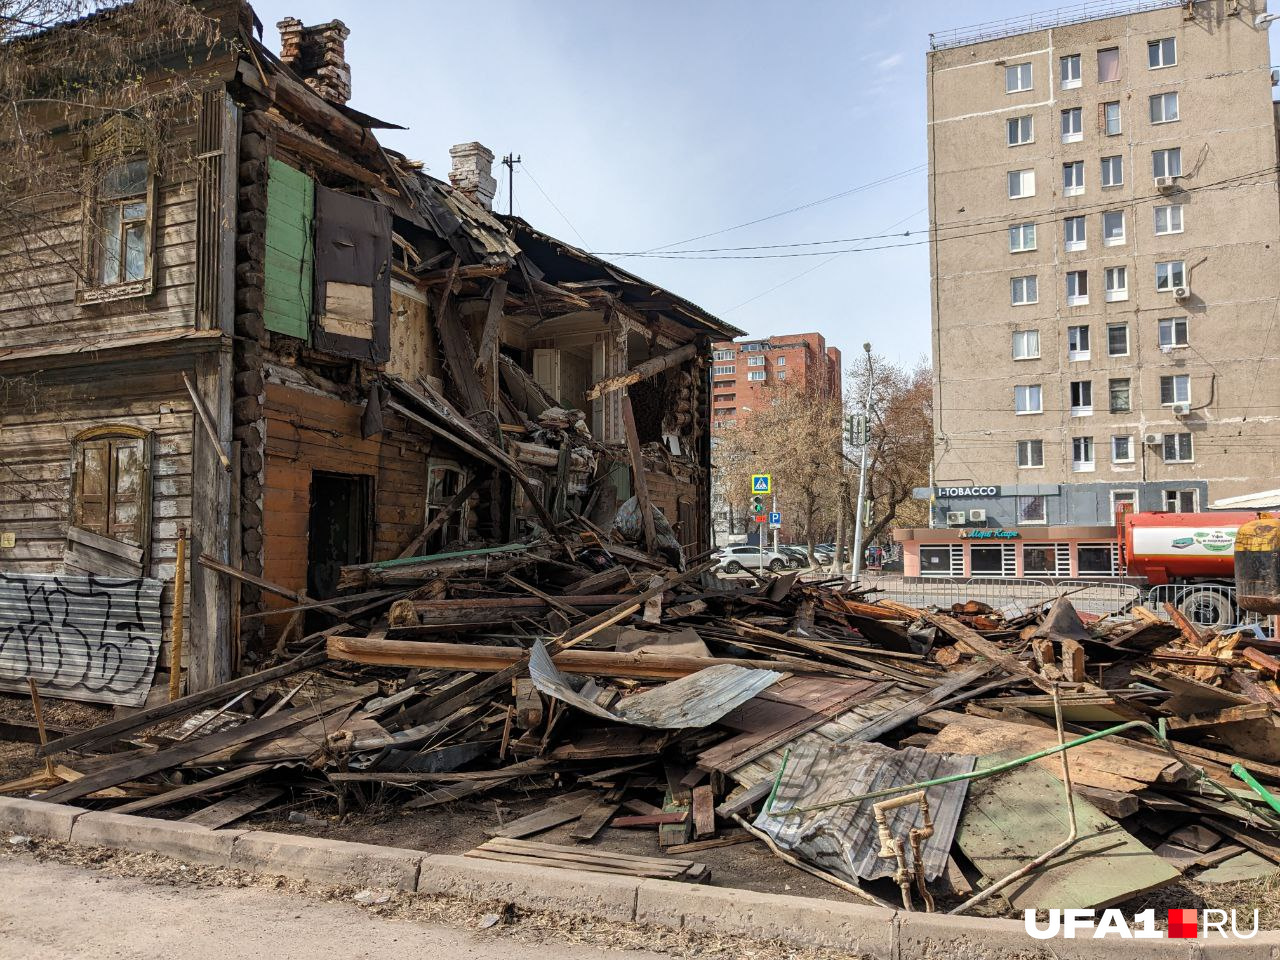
859, 576, 1141, 619
1144, 583, 1271, 634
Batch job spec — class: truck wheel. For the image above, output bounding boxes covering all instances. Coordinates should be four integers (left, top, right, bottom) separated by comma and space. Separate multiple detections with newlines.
1176, 589, 1235, 630
724, 560, 742, 574
769, 558, 786, 572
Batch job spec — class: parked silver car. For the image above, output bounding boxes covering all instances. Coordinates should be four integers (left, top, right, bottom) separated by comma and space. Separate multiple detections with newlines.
715, 544, 790, 574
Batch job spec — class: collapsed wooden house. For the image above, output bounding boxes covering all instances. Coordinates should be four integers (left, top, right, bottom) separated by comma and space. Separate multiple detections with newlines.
0, 0, 740, 705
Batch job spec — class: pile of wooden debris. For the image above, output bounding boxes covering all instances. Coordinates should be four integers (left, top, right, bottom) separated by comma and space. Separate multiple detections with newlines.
8, 558, 1280, 914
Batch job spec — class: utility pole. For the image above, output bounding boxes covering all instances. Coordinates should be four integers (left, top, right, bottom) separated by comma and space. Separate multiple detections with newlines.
501, 153, 521, 216
851, 342, 874, 582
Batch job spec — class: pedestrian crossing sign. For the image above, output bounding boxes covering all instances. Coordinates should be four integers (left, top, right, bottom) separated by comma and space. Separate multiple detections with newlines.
751, 474, 771, 494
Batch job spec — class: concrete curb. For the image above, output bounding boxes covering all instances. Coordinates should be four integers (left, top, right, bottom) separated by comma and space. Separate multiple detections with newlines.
2, 795, 1278, 958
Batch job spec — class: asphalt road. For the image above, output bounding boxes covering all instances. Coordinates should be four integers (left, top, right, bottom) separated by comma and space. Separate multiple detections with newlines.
0, 856, 669, 960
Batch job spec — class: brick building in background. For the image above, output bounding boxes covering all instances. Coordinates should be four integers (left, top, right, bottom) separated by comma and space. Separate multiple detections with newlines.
709, 332, 842, 429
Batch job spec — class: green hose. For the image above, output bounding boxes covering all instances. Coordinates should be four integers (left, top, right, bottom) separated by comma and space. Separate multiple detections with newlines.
1232, 762, 1280, 817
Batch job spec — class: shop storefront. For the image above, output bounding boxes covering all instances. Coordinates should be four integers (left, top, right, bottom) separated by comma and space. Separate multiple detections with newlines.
896, 525, 1121, 579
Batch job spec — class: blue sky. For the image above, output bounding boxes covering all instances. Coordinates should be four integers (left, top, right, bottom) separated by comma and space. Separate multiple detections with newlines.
245, 1, 1266, 372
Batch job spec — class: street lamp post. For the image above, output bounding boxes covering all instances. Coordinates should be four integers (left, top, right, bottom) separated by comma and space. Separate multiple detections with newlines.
851, 342, 873, 582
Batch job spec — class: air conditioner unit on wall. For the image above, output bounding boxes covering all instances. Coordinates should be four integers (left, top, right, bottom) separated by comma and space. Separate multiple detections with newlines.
1173, 285, 1191, 302
1144, 432, 1164, 445
969, 509, 987, 522
946, 511, 967, 526
1171, 401, 1192, 417
1155, 176, 1179, 193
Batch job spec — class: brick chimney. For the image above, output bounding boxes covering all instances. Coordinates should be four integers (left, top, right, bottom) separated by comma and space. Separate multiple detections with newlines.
449, 142, 497, 211
277, 17, 352, 105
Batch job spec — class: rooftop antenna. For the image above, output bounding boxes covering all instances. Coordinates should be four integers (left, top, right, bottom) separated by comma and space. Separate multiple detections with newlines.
502, 153, 522, 216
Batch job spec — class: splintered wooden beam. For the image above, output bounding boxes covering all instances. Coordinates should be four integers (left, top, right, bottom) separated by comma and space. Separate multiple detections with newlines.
474, 278, 508, 375
620, 392, 657, 552
585, 342, 698, 401
395, 473, 485, 560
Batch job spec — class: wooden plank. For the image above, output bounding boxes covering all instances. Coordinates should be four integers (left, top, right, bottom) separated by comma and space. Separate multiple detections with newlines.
612, 812, 688, 827
841, 663, 993, 745
395, 473, 484, 560
485, 790, 595, 839
663, 831, 754, 855
585, 342, 698, 401
570, 799, 621, 843
180, 787, 283, 829
924, 613, 1057, 694
112, 763, 275, 815
691, 785, 715, 839
468, 837, 709, 882
620, 392, 656, 552
473, 278, 508, 375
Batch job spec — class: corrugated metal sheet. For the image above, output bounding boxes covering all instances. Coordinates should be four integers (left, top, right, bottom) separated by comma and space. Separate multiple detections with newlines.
0, 572, 163, 707
528, 640, 781, 729
754, 742, 975, 884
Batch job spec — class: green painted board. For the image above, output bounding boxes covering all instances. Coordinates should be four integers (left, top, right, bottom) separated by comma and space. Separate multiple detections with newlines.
263, 157, 314, 340
955, 759, 1180, 910
1195, 850, 1278, 885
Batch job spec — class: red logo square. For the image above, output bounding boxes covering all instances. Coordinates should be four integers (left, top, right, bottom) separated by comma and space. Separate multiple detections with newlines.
1168, 909, 1198, 939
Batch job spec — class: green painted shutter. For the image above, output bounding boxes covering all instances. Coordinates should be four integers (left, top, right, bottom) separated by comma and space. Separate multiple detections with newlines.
263, 157, 314, 339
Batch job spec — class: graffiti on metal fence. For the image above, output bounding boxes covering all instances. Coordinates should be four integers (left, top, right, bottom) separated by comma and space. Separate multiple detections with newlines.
0, 572, 163, 706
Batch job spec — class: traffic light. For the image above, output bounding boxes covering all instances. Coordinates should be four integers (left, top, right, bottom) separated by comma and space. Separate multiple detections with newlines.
752, 495, 765, 515
844, 414, 871, 445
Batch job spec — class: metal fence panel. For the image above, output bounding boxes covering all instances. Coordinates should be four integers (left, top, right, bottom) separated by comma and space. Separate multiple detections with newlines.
861, 576, 1141, 619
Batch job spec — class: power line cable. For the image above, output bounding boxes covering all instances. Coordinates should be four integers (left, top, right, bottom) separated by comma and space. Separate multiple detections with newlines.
520, 163, 590, 249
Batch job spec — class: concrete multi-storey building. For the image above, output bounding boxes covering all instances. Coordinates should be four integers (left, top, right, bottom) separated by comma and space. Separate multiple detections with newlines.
902, 0, 1280, 577
709, 332, 842, 429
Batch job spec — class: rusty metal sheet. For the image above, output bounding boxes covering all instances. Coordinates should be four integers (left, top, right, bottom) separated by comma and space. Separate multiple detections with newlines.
0, 572, 163, 707
528, 640, 781, 729
754, 742, 975, 883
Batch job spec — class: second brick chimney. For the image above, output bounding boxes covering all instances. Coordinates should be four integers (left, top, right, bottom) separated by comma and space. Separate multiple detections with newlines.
277, 17, 352, 105
449, 142, 497, 211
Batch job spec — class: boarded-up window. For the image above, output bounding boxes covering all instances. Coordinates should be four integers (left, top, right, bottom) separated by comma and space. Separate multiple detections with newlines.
312, 185, 391, 362
66, 428, 151, 577
263, 158, 315, 339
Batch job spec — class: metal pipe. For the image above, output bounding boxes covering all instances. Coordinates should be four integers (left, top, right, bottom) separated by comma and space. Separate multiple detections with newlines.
850, 343, 874, 584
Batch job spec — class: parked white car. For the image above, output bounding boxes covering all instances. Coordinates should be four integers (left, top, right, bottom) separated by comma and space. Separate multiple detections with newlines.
714, 544, 790, 574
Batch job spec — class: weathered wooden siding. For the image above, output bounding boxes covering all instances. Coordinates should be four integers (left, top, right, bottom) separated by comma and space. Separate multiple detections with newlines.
260, 382, 431, 615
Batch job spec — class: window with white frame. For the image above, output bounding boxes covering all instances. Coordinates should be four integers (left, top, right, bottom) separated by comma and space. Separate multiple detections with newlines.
1103, 101, 1122, 135
1098, 47, 1120, 82
1012, 328, 1040, 359
1102, 209, 1125, 244
1163, 432, 1193, 463
1007, 115, 1033, 146
1063, 160, 1085, 196
1066, 269, 1088, 305
712, 365, 735, 376
1078, 542, 1117, 575
775, 356, 785, 366
747, 370, 766, 382
1104, 266, 1128, 302
1064, 216, 1086, 251
1153, 147, 1181, 179
1164, 488, 1198, 511
1006, 62, 1033, 92
1009, 222, 1036, 252
1067, 324, 1090, 360
93, 158, 152, 288
1023, 542, 1065, 574
747, 355, 764, 366
1011, 275, 1038, 305
1156, 260, 1185, 291
1015, 384, 1042, 414
1150, 92, 1179, 124
1101, 155, 1123, 188
1008, 169, 1036, 198
1107, 322, 1129, 356
1109, 377, 1131, 412
1111, 489, 1138, 521
1112, 435, 1134, 463
1060, 53, 1081, 88
776, 370, 786, 380
1070, 380, 1093, 415
1160, 373, 1190, 405
712, 349, 734, 361
1072, 436, 1095, 471
1017, 438, 1044, 468
1154, 204, 1183, 235
1159, 316, 1189, 348
1018, 496, 1048, 526
1148, 37, 1176, 68
1061, 107, 1083, 143
740, 342, 763, 352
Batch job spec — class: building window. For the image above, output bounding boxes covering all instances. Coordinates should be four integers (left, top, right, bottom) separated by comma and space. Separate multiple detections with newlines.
921, 545, 962, 576
1070, 380, 1093, 416
1104, 266, 1128, 302
1111, 489, 1138, 520
1155, 260, 1185, 291
1007, 115, 1034, 146
1008, 168, 1036, 198
1023, 543, 1063, 574
1018, 495, 1047, 525
1063, 160, 1085, 196
1015, 384, 1042, 414
776, 370, 786, 380
747, 355, 764, 367
740, 342, 763, 352
712, 349, 734, 361
970, 544, 1012, 577
1107, 322, 1129, 357
1102, 210, 1125, 245
1160, 373, 1191, 405
1163, 432, 1194, 463
712, 365, 735, 376
1150, 92, 1179, 124
1061, 107, 1083, 143
713, 393, 736, 402
1072, 436, 1095, 472
747, 370, 766, 382
714, 407, 736, 416
1103, 101, 1122, 135
69, 426, 152, 552
1112, 435, 1134, 463
1067, 324, 1090, 360
1017, 439, 1044, 468
1153, 147, 1182, 179
92, 159, 151, 288
1066, 269, 1088, 306
1060, 53, 1082, 88
1100, 155, 1123, 188
1148, 37, 1176, 69
1078, 543, 1117, 575
1011, 275, 1038, 305
775, 356, 786, 367
1009, 222, 1037, 252
1064, 216, 1086, 252
1097, 47, 1120, 82
1012, 329, 1040, 360
1159, 316, 1189, 348
1109, 377, 1131, 413
1154, 204, 1183, 235
1164, 488, 1198, 511
1006, 62, 1033, 92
